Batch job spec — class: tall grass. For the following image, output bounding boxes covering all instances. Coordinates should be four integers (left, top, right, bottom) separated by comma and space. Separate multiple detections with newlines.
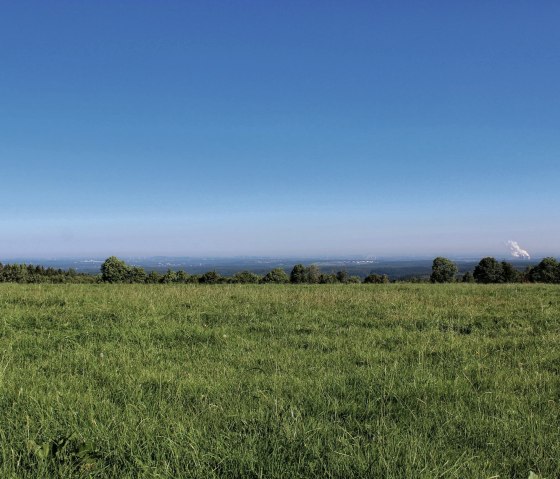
0, 284, 558, 478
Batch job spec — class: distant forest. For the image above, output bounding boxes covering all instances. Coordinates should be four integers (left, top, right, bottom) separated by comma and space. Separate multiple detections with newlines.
0, 256, 559, 284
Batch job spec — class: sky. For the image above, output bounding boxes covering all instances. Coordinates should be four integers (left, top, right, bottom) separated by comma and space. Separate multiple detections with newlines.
1, 1, 559, 259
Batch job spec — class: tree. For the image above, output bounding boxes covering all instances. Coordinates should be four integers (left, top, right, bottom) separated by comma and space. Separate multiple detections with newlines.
364, 273, 390, 284
262, 268, 289, 283
129, 266, 147, 283
305, 265, 321, 284
145, 271, 161, 284
101, 256, 131, 283
501, 261, 521, 283
199, 271, 221, 284
336, 271, 349, 283
232, 271, 261, 284
290, 264, 306, 284
430, 257, 458, 283
161, 269, 178, 284
473, 257, 504, 284
347, 275, 361, 283
319, 273, 338, 284
462, 271, 475, 283
176, 270, 190, 283
527, 257, 560, 283
186, 274, 200, 284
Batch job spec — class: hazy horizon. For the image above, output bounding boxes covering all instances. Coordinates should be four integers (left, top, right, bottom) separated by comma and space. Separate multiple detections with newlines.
0, 250, 553, 263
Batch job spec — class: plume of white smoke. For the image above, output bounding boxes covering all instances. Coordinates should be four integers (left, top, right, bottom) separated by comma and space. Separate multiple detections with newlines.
507, 240, 530, 260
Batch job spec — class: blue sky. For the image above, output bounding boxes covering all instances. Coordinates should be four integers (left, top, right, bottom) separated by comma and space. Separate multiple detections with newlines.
1, 1, 559, 258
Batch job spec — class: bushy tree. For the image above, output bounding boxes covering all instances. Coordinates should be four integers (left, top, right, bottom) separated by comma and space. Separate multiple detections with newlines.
363, 273, 389, 284
161, 269, 178, 284
347, 275, 361, 284
262, 268, 289, 283
462, 271, 475, 283
430, 257, 458, 283
289, 264, 322, 284
145, 271, 161, 284
319, 273, 338, 284
473, 257, 504, 284
336, 271, 349, 284
501, 261, 522, 283
175, 270, 190, 283
199, 271, 221, 284
290, 264, 306, 284
232, 271, 261, 283
306, 265, 321, 284
186, 274, 200, 284
527, 257, 560, 283
101, 256, 131, 283
129, 266, 147, 283
1, 264, 28, 283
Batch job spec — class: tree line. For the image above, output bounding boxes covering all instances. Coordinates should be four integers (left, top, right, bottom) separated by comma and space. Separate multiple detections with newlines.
430, 256, 560, 284
98, 257, 391, 284
0, 257, 389, 284
0, 263, 96, 284
0, 256, 558, 284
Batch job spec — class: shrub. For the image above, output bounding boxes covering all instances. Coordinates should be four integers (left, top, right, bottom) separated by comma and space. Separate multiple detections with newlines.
262, 268, 289, 284
129, 266, 147, 283
161, 269, 178, 284
336, 271, 349, 283
175, 270, 190, 283
232, 271, 261, 284
145, 271, 162, 284
462, 271, 475, 283
363, 273, 389, 284
199, 271, 221, 284
305, 265, 321, 284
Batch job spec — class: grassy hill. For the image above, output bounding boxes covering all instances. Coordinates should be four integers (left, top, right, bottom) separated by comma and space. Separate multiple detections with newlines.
0, 284, 558, 478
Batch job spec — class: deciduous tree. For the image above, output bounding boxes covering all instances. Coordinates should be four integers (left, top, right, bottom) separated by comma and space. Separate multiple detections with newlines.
473, 257, 504, 284
430, 257, 458, 283
101, 256, 131, 283
262, 268, 289, 283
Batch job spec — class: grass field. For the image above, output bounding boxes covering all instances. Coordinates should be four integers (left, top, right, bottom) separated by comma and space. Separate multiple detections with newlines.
0, 284, 558, 478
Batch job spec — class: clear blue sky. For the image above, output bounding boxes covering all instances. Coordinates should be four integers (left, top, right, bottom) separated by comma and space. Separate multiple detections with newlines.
1, 1, 559, 258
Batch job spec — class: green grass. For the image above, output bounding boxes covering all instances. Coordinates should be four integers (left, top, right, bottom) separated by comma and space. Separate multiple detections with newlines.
0, 284, 558, 478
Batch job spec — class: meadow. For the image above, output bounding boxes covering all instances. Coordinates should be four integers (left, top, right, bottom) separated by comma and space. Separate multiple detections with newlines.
0, 284, 558, 478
